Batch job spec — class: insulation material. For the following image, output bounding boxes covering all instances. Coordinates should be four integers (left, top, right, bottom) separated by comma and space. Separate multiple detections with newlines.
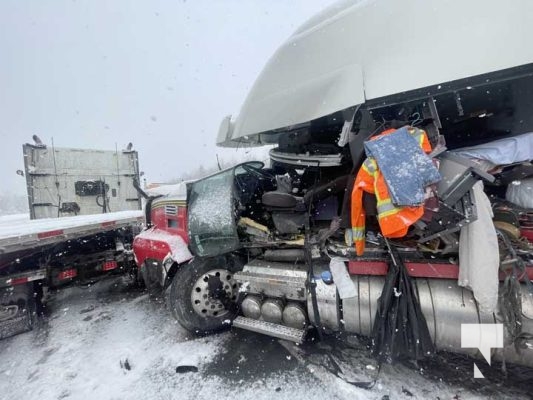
458, 182, 499, 313
505, 178, 533, 209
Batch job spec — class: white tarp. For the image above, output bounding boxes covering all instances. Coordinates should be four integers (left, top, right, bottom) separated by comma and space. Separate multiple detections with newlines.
452, 132, 533, 166
329, 258, 357, 299
219, 0, 533, 146
458, 182, 499, 313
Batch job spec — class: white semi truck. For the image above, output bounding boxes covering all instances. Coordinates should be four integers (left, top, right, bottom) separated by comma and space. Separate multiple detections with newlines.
154, 0, 533, 370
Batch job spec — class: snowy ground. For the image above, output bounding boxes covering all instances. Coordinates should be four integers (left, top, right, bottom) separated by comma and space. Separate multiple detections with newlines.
1, 277, 532, 400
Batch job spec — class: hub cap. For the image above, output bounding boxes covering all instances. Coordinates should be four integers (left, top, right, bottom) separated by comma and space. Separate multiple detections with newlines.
190, 269, 238, 318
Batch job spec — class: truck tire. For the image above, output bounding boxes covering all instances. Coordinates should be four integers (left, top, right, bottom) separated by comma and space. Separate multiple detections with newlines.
169, 256, 241, 334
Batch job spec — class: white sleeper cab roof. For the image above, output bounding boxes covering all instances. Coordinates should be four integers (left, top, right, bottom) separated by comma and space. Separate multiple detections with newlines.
217, 0, 533, 146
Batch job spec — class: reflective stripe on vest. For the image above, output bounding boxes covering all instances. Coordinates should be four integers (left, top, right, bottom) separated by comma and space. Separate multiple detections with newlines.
410, 127, 425, 147
376, 198, 398, 218
361, 158, 377, 175
352, 227, 365, 240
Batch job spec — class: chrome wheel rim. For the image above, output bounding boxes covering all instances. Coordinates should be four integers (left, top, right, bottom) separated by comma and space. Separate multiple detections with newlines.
190, 269, 238, 318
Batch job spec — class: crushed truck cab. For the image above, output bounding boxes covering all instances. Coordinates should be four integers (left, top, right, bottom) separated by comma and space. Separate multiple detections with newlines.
133, 184, 192, 291
140, 0, 533, 371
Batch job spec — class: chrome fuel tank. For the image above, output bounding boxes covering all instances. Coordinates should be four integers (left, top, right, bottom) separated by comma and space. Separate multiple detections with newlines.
309, 276, 533, 367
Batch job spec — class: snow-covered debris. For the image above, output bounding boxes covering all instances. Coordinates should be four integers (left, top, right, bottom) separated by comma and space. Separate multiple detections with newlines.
146, 181, 191, 198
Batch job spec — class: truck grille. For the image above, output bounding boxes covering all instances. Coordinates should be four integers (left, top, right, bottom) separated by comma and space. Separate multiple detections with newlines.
165, 205, 178, 215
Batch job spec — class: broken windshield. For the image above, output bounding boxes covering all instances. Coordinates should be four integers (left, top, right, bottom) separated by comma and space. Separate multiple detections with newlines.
187, 167, 238, 257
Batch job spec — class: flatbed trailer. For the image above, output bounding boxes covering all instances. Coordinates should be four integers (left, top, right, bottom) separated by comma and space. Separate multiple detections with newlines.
0, 210, 144, 339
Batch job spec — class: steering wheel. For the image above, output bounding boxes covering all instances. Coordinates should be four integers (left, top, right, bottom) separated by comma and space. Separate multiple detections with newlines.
241, 162, 274, 180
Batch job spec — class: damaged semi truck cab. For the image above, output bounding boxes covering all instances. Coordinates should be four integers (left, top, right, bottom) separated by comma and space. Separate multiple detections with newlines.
173, 153, 533, 367
133, 186, 193, 292
161, 0, 533, 368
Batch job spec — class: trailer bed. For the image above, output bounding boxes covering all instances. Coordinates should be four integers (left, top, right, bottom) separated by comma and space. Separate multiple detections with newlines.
0, 210, 144, 256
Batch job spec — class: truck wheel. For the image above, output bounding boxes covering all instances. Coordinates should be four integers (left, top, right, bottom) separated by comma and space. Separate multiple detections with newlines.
169, 256, 241, 334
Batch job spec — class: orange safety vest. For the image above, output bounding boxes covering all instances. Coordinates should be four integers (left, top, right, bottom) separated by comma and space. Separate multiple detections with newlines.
351, 127, 432, 256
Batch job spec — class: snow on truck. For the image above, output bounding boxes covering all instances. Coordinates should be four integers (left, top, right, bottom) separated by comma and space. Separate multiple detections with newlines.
0, 142, 143, 339
132, 182, 192, 293
135, 0, 533, 370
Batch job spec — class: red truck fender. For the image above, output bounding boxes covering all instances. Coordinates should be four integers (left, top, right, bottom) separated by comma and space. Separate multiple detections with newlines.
133, 227, 193, 289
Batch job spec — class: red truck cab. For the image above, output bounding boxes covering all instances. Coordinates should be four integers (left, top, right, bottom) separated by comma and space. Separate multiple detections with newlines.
133, 185, 193, 290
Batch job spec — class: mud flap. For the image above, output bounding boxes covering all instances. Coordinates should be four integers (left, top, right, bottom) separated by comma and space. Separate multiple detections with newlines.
0, 284, 36, 340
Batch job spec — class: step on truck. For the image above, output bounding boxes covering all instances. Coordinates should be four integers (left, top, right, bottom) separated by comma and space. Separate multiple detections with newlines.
135, 0, 533, 370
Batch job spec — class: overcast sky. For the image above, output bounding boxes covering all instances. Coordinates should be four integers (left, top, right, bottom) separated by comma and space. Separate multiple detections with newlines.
0, 0, 337, 196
